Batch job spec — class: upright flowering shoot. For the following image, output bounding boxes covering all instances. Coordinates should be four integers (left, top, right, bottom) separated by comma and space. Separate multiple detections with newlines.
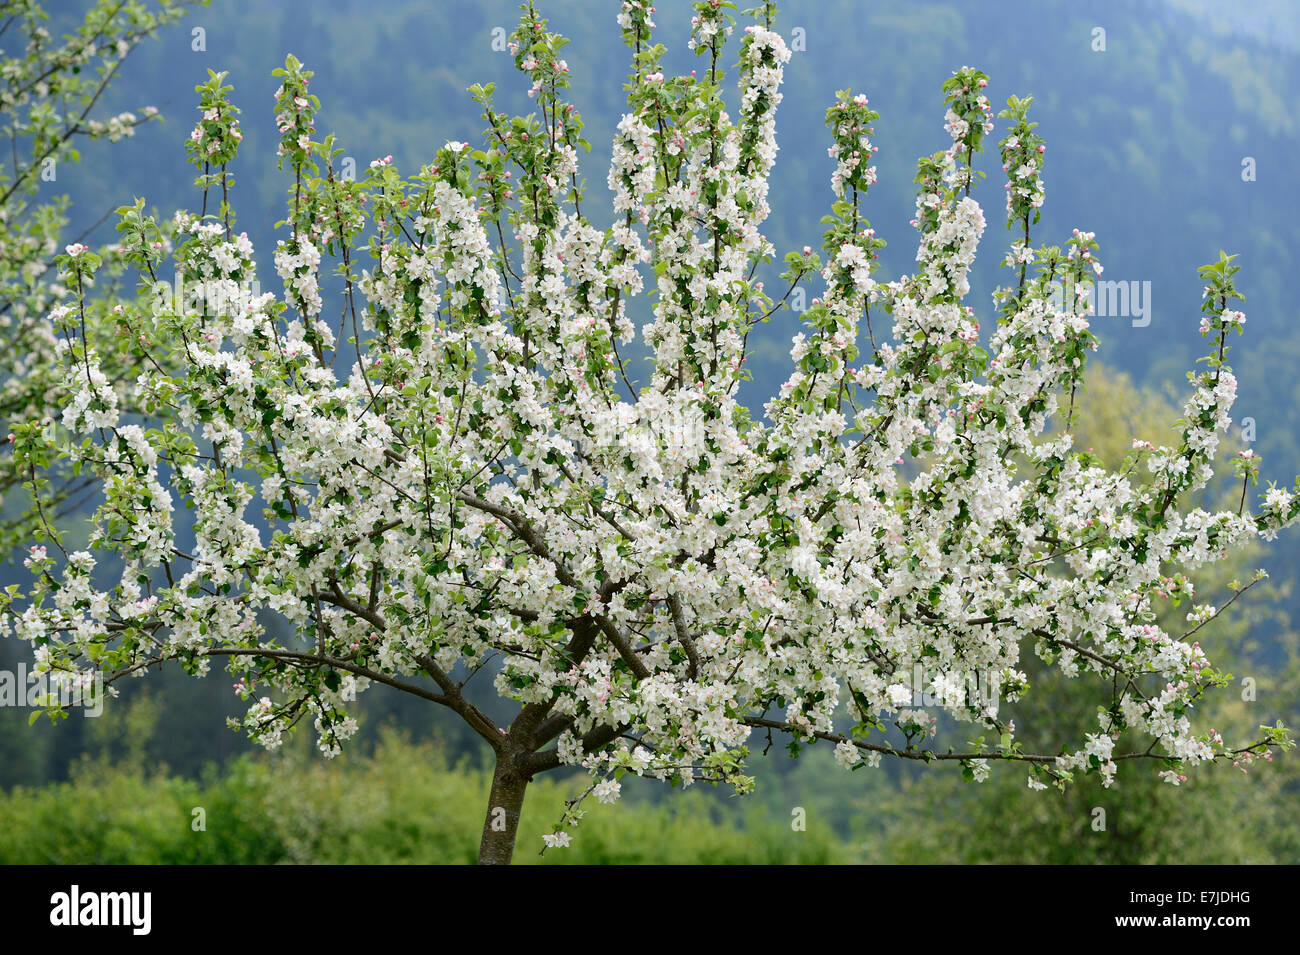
4, 1, 1298, 864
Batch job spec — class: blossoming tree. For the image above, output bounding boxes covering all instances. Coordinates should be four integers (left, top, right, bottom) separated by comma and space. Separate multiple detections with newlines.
6, 0, 1298, 864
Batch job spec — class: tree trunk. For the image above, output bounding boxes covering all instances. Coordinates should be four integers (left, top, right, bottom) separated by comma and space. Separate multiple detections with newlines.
478, 755, 529, 865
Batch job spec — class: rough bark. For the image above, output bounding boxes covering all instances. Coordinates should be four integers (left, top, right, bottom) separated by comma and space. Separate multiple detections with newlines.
478, 755, 529, 865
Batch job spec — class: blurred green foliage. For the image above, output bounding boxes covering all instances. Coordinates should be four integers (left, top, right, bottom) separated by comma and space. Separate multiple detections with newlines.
0, 727, 844, 864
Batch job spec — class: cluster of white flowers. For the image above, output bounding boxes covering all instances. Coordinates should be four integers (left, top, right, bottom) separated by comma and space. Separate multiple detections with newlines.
999, 125, 1045, 222
60, 358, 120, 433
828, 95, 878, 199
274, 238, 323, 316
189, 105, 241, 158
84, 109, 141, 143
